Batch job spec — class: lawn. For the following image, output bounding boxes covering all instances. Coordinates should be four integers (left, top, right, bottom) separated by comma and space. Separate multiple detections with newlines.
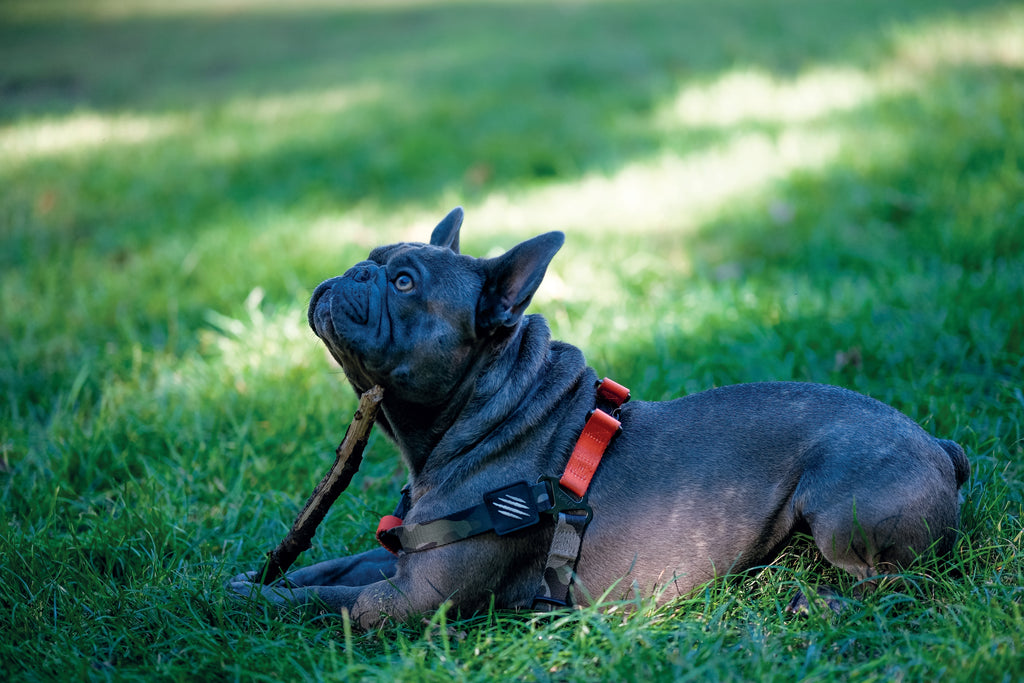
2, 0, 1023, 680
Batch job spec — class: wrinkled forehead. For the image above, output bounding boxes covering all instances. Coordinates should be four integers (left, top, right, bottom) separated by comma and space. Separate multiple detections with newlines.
366, 240, 480, 278
365, 241, 481, 291
367, 241, 430, 265
366, 241, 477, 270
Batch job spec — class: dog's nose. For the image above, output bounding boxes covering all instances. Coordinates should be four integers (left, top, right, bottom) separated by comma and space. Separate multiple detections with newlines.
308, 277, 340, 333
344, 261, 376, 283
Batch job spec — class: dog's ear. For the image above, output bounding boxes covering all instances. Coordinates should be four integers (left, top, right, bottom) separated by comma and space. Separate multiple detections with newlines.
430, 206, 464, 253
477, 231, 564, 330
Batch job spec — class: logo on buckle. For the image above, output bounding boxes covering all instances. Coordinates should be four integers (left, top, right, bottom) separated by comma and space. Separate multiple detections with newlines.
484, 482, 541, 535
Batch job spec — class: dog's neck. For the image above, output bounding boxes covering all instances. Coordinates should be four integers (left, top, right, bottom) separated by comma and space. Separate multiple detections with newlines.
376, 315, 594, 489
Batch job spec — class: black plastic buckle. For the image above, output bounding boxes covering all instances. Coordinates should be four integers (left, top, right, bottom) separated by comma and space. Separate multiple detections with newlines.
538, 476, 593, 524
483, 481, 542, 535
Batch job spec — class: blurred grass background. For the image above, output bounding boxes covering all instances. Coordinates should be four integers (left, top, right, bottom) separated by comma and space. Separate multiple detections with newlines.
2, 0, 1023, 680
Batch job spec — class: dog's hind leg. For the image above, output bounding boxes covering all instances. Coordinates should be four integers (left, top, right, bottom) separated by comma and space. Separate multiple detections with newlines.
787, 441, 962, 613
784, 504, 897, 616
796, 484, 959, 612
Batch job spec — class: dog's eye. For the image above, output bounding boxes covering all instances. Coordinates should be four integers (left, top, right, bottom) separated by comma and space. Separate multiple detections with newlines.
394, 273, 415, 292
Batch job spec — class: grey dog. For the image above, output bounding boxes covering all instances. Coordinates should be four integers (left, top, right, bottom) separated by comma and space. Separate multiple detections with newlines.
231, 207, 968, 628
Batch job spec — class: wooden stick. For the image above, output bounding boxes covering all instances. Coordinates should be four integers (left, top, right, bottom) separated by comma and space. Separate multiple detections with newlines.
257, 385, 385, 585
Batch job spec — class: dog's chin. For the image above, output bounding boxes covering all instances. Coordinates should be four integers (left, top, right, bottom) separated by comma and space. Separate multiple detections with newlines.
321, 331, 375, 371
317, 330, 398, 391
334, 354, 431, 404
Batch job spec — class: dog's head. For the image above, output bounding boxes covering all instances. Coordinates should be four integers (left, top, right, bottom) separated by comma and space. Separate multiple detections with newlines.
308, 207, 564, 404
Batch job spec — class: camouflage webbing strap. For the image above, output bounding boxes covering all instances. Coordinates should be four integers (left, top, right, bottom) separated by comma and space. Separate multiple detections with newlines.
531, 481, 593, 610
376, 480, 553, 555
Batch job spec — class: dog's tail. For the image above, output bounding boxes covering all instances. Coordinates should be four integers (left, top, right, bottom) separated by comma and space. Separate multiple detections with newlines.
937, 438, 970, 488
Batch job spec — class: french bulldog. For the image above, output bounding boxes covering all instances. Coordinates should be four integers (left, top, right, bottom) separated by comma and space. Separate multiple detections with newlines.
231, 207, 969, 628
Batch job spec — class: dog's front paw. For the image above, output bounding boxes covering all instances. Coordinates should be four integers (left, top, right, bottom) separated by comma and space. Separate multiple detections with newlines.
231, 570, 259, 583
228, 579, 310, 609
230, 570, 296, 588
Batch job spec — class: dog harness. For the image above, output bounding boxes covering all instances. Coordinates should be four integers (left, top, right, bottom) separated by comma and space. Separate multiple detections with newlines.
375, 377, 630, 609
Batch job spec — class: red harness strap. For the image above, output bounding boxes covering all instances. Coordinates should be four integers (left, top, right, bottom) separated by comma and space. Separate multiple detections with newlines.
559, 377, 630, 498
595, 376, 631, 406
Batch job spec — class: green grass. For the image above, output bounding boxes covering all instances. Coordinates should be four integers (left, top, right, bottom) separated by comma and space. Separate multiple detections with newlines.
2, 0, 1023, 680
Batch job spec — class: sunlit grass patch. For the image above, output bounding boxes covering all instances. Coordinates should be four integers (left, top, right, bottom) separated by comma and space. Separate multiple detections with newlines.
0, 111, 185, 158
658, 4, 1024, 129
467, 127, 843, 243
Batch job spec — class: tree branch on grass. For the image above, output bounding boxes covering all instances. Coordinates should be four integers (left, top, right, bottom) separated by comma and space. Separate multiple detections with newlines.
257, 385, 385, 585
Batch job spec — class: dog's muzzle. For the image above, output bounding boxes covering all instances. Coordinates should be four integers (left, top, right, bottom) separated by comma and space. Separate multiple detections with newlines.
309, 263, 381, 336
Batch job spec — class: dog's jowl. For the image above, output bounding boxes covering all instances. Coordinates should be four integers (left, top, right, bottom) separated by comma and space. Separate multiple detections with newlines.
232, 207, 968, 627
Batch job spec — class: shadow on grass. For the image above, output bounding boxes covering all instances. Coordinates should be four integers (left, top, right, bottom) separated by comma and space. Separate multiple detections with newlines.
1, 0, 1020, 433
